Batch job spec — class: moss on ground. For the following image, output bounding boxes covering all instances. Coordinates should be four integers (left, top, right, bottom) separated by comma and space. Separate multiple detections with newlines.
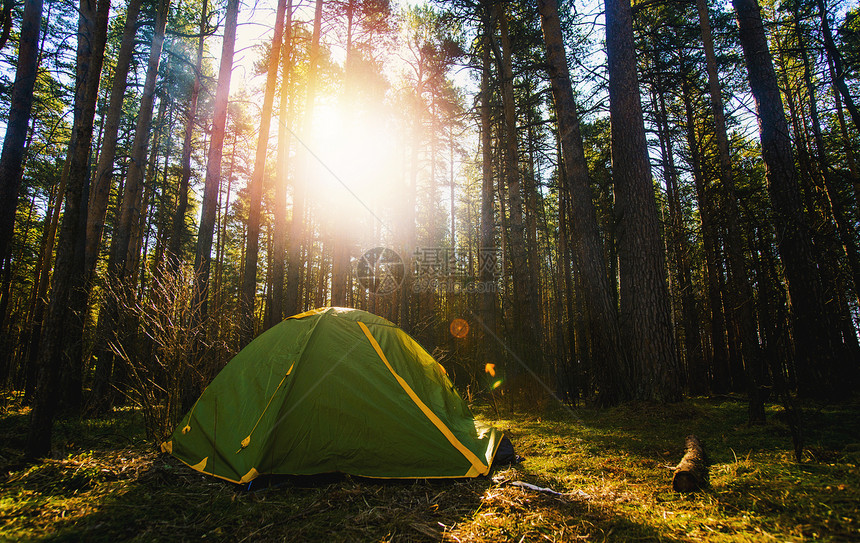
1, 394, 858, 541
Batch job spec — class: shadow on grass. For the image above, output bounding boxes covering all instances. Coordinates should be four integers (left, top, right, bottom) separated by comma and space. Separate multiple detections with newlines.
495, 395, 860, 468
446, 478, 688, 542
3, 395, 859, 542
5, 445, 691, 543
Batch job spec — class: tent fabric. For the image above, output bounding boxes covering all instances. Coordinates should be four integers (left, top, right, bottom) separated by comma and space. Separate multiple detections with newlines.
161, 307, 502, 483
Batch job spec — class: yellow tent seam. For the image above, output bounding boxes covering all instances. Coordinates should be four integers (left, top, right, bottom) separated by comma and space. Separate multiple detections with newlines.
181, 384, 210, 434
357, 321, 488, 475
286, 307, 329, 320
237, 370, 291, 453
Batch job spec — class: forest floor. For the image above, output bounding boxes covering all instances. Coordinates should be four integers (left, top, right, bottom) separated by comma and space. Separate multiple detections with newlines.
1, 392, 858, 542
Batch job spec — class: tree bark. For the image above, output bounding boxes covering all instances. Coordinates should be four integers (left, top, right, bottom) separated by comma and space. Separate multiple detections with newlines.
732, 0, 839, 398
673, 435, 709, 492
240, 0, 288, 345
605, 0, 680, 401
27, 0, 111, 457
85, 0, 143, 282
0, 0, 44, 275
537, 0, 628, 404
170, 0, 208, 270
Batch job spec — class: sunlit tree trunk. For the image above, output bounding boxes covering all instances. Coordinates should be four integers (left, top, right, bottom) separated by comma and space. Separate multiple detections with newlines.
270, 0, 293, 327
537, 0, 627, 403
732, 0, 839, 398
240, 0, 288, 344
85, 0, 143, 282
286, 0, 323, 318
91, 0, 170, 412
170, 0, 208, 270
696, 0, 764, 418
110, 0, 169, 283
605, 0, 680, 401
27, 0, 110, 457
0, 0, 43, 279
192, 0, 240, 329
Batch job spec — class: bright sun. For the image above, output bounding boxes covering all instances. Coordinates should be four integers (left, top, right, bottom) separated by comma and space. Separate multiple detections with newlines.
304, 100, 404, 243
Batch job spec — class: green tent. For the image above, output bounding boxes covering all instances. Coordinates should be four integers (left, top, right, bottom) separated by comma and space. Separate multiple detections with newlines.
162, 307, 503, 483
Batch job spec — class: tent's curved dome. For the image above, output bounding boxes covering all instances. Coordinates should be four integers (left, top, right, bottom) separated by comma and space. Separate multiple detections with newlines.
162, 307, 502, 483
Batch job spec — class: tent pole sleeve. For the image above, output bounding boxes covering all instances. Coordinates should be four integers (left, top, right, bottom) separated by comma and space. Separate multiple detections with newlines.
357, 321, 489, 475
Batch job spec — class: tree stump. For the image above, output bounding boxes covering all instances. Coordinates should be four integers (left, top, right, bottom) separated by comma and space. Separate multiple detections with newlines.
672, 435, 708, 492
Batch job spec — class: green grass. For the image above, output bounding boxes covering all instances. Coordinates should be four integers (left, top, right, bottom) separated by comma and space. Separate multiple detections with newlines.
1, 394, 858, 541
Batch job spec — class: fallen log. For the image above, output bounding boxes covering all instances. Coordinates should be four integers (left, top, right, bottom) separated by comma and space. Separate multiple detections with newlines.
672, 435, 708, 492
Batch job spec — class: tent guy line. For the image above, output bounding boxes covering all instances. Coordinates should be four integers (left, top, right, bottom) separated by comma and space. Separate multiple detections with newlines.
260, 339, 361, 444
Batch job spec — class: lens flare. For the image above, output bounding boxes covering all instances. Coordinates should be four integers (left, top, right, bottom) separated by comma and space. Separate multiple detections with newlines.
449, 318, 469, 339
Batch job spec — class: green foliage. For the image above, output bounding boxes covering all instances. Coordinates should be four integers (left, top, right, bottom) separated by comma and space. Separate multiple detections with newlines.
839, 8, 860, 76
2, 395, 858, 541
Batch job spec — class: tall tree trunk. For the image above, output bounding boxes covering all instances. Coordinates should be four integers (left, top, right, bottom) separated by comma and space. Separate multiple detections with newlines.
696, 0, 765, 419
478, 8, 497, 373
0, 0, 14, 51
91, 0, 170, 412
270, 0, 293, 327
651, 82, 704, 396
605, 0, 680, 401
330, 0, 358, 309
285, 0, 323, 318
816, 0, 860, 132
192, 0, 240, 330
26, 0, 110, 457
170, 0, 208, 270
828, 58, 860, 198
494, 2, 541, 374
0, 0, 43, 276
85, 0, 143, 282
732, 0, 839, 398
240, 0, 288, 345
680, 74, 729, 394
537, 0, 628, 404
795, 14, 860, 305
110, 0, 169, 282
